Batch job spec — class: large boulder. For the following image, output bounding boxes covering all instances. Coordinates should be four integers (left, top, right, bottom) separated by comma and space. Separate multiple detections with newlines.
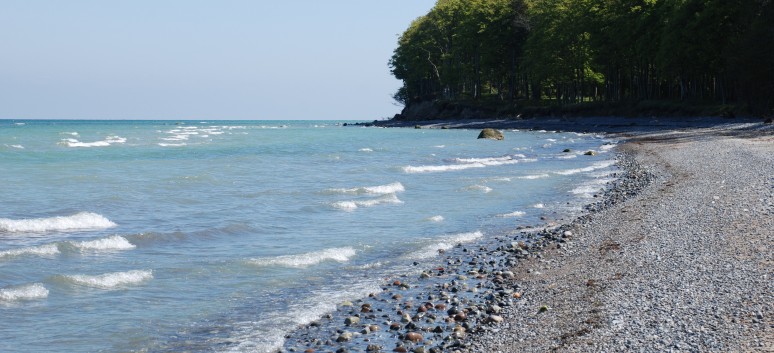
477, 128, 504, 140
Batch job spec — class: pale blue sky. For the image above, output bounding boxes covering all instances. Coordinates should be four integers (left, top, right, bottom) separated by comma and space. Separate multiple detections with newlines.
0, 1, 435, 120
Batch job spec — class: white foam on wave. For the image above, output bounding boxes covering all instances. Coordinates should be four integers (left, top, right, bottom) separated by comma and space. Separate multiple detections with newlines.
600, 143, 616, 151
331, 194, 403, 211
8, 144, 24, 149
63, 270, 153, 289
0, 212, 117, 233
533, 203, 545, 209
466, 185, 492, 193
0, 243, 60, 259
358, 148, 373, 152
498, 211, 525, 218
555, 160, 616, 176
70, 235, 136, 251
453, 154, 524, 164
557, 154, 578, 159
518, 174, 550, 180
327, 182, 405, 195
403, 163, 487, 173
60, 135, 126, 148
404, 231, 484, 260
247, 247, 357, 268
158, 142, 187, 147
403, 154, 530, 174
0, 283, 49, 302
223, 280, 381, 353
571, 177, 615, 197
426, 215, 444, 222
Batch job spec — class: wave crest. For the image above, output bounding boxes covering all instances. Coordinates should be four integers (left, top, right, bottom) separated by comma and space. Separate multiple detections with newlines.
331, 194, 403, 211
247, 247, 356, 268
0, 283, 49, 301
62, 270, 153, 289
0, 244, 60, 259
404, 231, 484, 260
70, 235, 136, 251
0, 212, 117, 233
326, 182, 405, 195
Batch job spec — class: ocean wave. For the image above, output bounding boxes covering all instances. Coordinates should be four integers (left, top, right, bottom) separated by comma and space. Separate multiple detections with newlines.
62, 270, 153, 289
0, 212, 117, 233
59, 135, 126, 148
555, 160, 616, 175
331, 194, 403, 211
158, 142, 187, 147
403, 231, 484, 260
600, 143, 616, 151
518, 174, 550, 180
402, 163, 487, 173
533, 203, 545, 209
498, 211, 525, 218
465, 185, 492, 193
571, 177, 614, 197
0, 244, 60, 259
358, 148, 373, 152
247, 247, 356, 268
326, 182, 404, 195
557, 154, 578, 159
222, 281, 381, 353
69, 235, 136, 251
426, 215, 444, 222
404, 154, 530, 173
6, 144, 24, 149
452, 154, 525, 164
0, 283, 49, 302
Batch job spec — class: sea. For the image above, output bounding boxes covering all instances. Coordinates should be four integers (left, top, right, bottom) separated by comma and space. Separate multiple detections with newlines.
0, 120, 618, 352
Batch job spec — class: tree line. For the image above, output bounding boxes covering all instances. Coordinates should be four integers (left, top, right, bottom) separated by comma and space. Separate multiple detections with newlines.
389, 0, 774, 115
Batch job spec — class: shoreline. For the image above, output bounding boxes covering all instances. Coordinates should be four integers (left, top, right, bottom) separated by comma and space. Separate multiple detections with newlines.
280, 121, 772, 352
280, 150, 651, 353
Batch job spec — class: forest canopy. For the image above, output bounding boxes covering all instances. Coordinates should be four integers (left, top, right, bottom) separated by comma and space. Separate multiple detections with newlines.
389, 0, 774, 115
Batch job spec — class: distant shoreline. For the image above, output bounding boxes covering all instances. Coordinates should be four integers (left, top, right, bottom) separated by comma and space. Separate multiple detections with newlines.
365, 115, 772, 135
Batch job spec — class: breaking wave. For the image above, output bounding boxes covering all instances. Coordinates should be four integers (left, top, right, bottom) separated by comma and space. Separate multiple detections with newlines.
61, 270, 153, 289
0, 212, 117, 233
247, 247, 357, 268
0, 283, 49, 302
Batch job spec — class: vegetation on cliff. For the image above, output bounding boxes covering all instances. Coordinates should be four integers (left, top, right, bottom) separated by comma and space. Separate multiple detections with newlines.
389, 0, 774, 117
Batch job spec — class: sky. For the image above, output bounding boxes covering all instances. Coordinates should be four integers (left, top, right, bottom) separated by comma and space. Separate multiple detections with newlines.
0, 1, 436, 120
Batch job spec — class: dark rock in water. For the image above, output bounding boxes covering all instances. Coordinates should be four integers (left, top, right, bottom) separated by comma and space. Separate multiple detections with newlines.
367, 344, 382, 352
414, 125, 422, 129
441, 126, 449, 129
477, 128, 504, 140
765, 118, 773, 124
344, 316, 360, 325
394, 347, 408, 353
563, 148, 572, 153
584, 151, 596, 156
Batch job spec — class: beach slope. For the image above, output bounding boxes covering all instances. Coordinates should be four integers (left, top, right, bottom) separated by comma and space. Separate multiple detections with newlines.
468, 126, 773, 352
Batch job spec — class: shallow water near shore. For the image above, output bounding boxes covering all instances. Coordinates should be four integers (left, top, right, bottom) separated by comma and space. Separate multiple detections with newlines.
0, 120, 618, 352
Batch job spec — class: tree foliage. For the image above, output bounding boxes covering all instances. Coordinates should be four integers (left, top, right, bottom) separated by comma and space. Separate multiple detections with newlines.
390, 0, 774, 114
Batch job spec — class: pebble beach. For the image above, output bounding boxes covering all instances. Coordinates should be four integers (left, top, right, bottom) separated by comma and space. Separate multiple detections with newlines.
281, 120, 773, 353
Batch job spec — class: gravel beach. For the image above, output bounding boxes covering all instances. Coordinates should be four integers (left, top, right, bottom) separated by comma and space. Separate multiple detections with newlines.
467, 124, 773, 352
283, 121, 773, 353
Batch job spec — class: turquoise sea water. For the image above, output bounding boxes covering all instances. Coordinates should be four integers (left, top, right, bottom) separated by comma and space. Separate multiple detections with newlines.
0, 120, 617, 352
